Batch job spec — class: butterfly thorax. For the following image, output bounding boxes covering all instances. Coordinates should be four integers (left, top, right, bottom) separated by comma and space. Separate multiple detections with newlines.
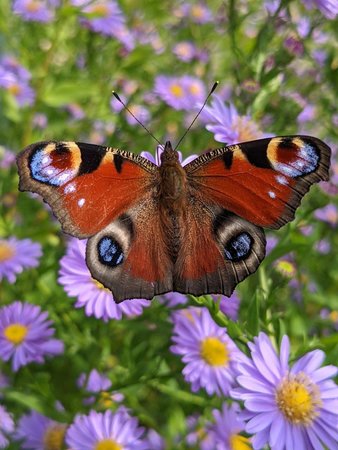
158, 141, 188, 212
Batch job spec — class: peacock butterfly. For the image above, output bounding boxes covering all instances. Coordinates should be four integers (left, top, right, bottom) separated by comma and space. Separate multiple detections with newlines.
17, 135, 330, 302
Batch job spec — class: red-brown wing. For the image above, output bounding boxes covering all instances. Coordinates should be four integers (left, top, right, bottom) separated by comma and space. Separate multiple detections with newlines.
17, 141, 158, 237
184, 136, 331, 229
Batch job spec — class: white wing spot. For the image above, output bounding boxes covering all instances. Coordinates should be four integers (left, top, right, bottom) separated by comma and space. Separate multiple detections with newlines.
78, 198, 85, 207
268, 191, 276, 199
276, 175, 288, 185
64, 183, 76, 194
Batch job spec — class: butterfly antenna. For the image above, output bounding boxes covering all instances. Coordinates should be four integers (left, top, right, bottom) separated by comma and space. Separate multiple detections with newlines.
112, 91, 162, 145
174, 81, 219, 151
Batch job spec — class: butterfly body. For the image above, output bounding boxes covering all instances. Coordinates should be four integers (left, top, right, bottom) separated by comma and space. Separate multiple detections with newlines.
17, 136, 330, 302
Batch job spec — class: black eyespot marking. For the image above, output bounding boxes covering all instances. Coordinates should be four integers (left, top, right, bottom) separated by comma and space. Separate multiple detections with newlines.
97, 236, 124, 267
224, 232, 253, 261
241, 140, 272, 168
114, 154, 124, 173
222, 151, 233, 169
76, 142, 106, 175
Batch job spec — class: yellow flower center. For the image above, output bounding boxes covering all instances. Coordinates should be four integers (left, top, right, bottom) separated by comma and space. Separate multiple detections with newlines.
276, 373, 322, 425
27, 1, 40, 12
95, 440, 122, 450
89, 4, 110, 17
99, 391, 114, 409
189, 83, 202, 96
191, 5, 203, 18
200, 337, 229, 366
4, 324, 28, 345
230, 434, 252, 450
234, 117, 262, 142
275, 260, 296, 278
170, 84, 183, 98
329, 310, 338, 322
0, 242, 15, 262
8, 83, 22, 96
43, 424, 67, 450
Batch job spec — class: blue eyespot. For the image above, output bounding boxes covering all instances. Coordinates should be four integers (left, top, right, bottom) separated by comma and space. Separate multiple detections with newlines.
97, 237, 124, 267
224, 232, 252, 261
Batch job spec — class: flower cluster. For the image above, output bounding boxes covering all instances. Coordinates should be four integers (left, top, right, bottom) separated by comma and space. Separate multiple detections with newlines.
0, 55, 35, 106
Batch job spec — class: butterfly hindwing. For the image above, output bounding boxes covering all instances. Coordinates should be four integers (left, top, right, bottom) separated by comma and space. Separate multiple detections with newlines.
185, 136, 331, 229
17, 141, 157, 237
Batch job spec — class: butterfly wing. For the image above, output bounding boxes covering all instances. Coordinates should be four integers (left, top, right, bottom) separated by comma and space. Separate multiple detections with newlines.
17, 141, 157, 237
184, 136, 331, 229
174, 135, 330, 297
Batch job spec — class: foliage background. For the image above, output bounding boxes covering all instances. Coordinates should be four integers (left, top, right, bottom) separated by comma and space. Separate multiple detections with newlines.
0, 0, 337, 448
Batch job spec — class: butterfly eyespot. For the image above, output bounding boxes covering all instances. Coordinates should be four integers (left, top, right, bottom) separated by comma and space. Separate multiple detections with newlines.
224, 232, 253, 262
97, 236, 124, 267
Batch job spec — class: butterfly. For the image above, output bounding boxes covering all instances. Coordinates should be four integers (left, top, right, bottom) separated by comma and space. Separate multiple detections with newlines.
17, 135, 330, 302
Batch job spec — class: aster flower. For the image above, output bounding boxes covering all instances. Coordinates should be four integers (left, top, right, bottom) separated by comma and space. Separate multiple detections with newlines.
0, 237, 42, 283
15, 410, 66, 450
154, 75, 206, 111
0, 301, 64, 371
178, 3, 213, 23
212, 291, 240, 321
12, 0, 58, 22
0, 405, 14, 448
200, 94, 268, 144
58, 238, 150, 321
209, 403, 251, 450
66, 408, 147, 450
185, 415, 216, 450
77, 369, 123, 407
160, 292, 188, 307
231, 332, 338, 450
314, 204, 337, 227
173, 41, 196, 62
170, 307, 245, 396
0, 145, 16, 169
141, 144, 198, 167
0, 56, 35, 106
125, 104, 150, 126
302, 0, 338, 19
75, 0, 135, 50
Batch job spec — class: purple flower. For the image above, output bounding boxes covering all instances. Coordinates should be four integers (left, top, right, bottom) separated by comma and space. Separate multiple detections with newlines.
231, 332, 338, 450
302, 0, 338, 19
144, 429, 165, 450
0, 301, 64, 371
32, 113, 48, 129
201, 94, 268, 144
217, 291, 240, 321
209, 403, 251, 450
185, 414, 216, 450
58, 238, 150, 321
15, 410, 66, 449
12, 0, 59, 22
66, 408, 147, 450
182, 3, 213, 24
173, 41, 196, 62
0, 405, 14, 448
315, 239, 331, 254
78, 369, 112, 393
75, 0, 135, 50
160, 292, 188, 307
0, 145, 16, 169
125, 104, 150, 126
154, 75, 206, 111
170, 307, 245, 396
297, 104, 316, 123
0, 237, 42, 283
141, 144, 198, 167
266, 235, 279, 254
284, 35, 304, 57
314, 204, 337, 227
0, 56, 35, 106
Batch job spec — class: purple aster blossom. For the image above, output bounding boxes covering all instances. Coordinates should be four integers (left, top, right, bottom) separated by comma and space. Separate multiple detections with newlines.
314, 204, 337, 227
209, 403, 251, 450
170, 307, 245, 396
302, 0, 338, 19
160, 292, 188, 307
183, 3, 213, 24
284, 35, 304, 57
66, 408, 147, 450
173, 41, 196, 62
0, 405, 14, 448
12, 0, 58, 22
185, 415, 216, 450
320, 309, 338, 330
296, 17, 311, 38
0, 55, 31, 81
78, 369, 112, 393
58, 238, 150, 321
76, 0, 135, 50
0, 237, 42, 283
231, 332, 338, 450
32, 112, 48, 129
266, 235, 279, 254
297, 104, 316, 123
15, 410, 66, 449
66, 103, 86, 120
0, 71, 35, 106
144, 429, 165, 450
141, 144, 198, 167
125, 104, 150, 126
200, 94, 268, 145
110, 92, 127, 113
315, 239, 331, 254
0, 145, 16, 169
154, 75, 206, 111
0, 301, 64, 371
264, 0, 281, 15
216, 291, 240, 321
